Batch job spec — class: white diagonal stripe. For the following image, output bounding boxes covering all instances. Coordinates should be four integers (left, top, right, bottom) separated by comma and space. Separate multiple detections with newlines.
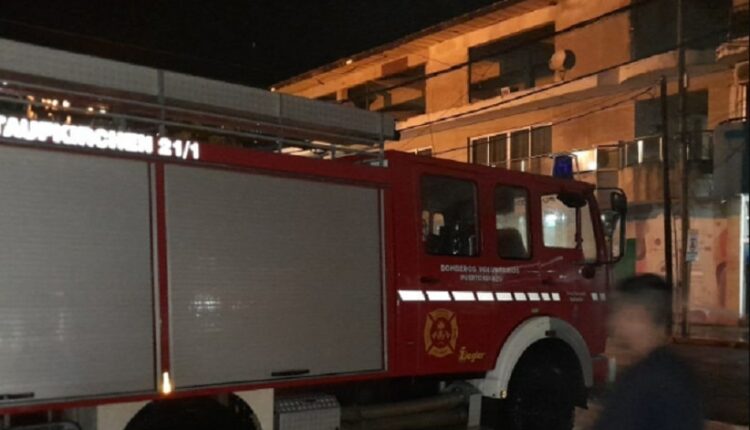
591, 292, 599, 301
541, 292, 551, 301
527, 292, 541, 301
476, 291, 495, 302
513, 292, 527, 301
552, 293, 561, 301
398, 290, 425, 302
496, 292, 514, 301
452, 291, 476, 301
426, 290, 451, 301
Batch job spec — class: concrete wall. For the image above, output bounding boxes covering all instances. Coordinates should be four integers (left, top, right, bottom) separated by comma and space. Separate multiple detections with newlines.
630, 202, 744, 324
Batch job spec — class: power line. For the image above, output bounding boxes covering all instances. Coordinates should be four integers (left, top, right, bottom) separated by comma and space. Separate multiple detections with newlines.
426, 84, 656, 158
336, 0, 663, 103
398, 23, 733, 137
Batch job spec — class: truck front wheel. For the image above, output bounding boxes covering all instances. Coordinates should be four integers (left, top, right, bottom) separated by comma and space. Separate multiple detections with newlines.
500, 359, 575, 430
123, 396, 257, 430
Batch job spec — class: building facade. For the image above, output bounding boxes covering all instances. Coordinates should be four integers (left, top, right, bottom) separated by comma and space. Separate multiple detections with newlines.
276, 0, 749, 329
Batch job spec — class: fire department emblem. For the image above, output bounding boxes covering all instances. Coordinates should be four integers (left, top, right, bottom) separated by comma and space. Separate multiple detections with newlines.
424, 309, 459, 358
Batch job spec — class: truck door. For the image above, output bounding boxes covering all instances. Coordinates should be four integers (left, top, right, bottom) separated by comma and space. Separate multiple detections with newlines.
537, 189, 606, 347
415, 170, 533, 373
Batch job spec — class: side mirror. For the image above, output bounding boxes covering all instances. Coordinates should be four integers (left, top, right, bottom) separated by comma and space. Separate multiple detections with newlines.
597, 188, 627, 263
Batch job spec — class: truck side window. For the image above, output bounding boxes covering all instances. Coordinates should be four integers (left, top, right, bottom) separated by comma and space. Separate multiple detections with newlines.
495, 186, 530, 259
421, 175, 478, 257
541, 194, 598, 261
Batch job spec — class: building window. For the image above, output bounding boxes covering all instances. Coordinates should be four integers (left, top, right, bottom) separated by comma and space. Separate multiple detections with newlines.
469, 125, 552, 173
469, 25, 555, 102
347, 66, 426, 120
495, 186, 530, 259
421, 175, 478, 257
631, 0, 731, 60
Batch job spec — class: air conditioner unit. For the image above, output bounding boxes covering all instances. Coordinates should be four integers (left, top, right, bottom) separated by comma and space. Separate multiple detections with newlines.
735, 61, 749, 85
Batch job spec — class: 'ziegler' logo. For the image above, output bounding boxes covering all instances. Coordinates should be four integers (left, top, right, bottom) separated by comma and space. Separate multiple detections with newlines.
424, 309, 459, 358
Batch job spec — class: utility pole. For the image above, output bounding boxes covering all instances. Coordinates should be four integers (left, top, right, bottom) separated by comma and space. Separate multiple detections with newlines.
661, 76, 675, 326
676, 0, 691, 338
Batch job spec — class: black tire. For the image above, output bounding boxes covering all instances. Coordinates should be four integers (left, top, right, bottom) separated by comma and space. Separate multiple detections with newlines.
500, 358, 575, 430
124, 396, 257, 430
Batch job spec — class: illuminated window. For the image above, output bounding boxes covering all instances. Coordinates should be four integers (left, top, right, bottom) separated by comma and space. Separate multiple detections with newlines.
541, 194, 597, 262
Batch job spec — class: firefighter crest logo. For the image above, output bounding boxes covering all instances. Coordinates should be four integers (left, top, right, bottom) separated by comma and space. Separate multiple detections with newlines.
424, 309, 459, 358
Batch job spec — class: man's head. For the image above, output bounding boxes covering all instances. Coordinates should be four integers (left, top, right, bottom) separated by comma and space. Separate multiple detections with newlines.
609, 274, 672, 357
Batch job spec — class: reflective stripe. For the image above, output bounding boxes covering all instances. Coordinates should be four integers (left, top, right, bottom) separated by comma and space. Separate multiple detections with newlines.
527, 292, 541, 301
600, 293, 607, 301
476, 291, 495, 302
541, 292, 551, 301
398, 290, 426, 302
591, 292, 599, 301
552, 292, 561, 301
426, 290, 451, 301
452, 291, 476, 301
513, 292, 527, 301
496, 292, 514, 301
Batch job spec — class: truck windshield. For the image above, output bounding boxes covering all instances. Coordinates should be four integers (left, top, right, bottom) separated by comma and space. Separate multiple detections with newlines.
541, 194, 597, 261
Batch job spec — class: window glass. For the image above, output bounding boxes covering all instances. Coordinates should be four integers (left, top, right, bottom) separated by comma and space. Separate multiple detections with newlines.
541, 194, 598, 261
468, 25, 555, 102
581, 203, 597, 262
421, 176, 478, 257
542, 194, 577, 248
489, 134, 508, 165
510, 130, 530, 159
530, 126, 552, 156
495, 186, 530, 259
471, 137, 489, 165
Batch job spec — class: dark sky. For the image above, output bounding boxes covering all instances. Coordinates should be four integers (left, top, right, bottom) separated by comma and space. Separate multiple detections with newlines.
0, 1, 499, 88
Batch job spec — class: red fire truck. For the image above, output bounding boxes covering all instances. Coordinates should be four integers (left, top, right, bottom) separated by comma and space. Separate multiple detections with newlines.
0, 39, 625, 430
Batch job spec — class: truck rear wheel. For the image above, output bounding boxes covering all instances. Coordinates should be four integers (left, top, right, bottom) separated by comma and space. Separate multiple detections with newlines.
123, 396, 257, 430
500, 358, 575, 430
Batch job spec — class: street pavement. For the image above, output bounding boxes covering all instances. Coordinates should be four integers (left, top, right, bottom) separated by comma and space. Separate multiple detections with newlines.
574, 340, 749, 429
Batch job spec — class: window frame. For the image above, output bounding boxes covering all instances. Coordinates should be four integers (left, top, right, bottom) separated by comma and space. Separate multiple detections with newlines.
494, 184, 532, 260
539, 193, 599, 262
469, 124, 552, 171
419, 174, 482, 258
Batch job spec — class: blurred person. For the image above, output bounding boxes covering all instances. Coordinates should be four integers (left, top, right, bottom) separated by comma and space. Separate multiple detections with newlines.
594, 274, 703, 430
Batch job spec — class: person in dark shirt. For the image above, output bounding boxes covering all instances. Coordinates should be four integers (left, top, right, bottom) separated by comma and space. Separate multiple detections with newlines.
594, 274, 703, 430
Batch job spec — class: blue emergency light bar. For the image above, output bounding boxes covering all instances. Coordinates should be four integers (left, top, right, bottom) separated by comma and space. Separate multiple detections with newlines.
552, 154, 575, 179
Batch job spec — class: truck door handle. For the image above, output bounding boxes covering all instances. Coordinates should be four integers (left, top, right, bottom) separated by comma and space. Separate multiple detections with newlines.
420, 276, 440, 285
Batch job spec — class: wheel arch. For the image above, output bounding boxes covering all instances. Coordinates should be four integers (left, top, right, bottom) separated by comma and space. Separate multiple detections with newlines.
471, 316, 592, 401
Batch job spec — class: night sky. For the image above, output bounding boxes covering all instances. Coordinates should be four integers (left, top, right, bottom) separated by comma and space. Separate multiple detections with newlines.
0, 1, 500, 88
